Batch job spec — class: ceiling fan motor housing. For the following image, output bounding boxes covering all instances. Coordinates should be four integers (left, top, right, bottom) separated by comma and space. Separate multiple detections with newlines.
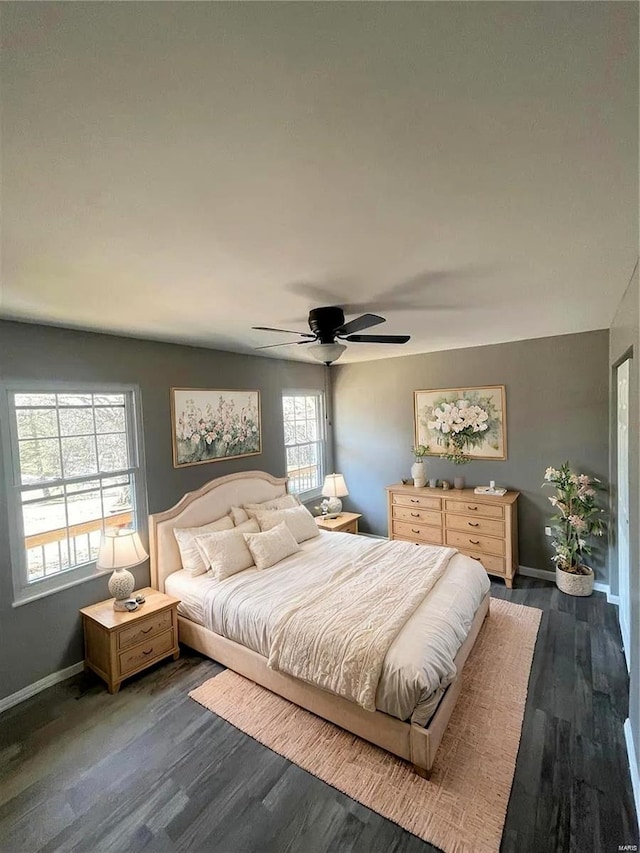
308, 306, 345, 342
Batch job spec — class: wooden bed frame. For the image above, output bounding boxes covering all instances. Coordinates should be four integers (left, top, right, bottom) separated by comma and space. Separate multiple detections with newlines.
149, 470, 490, 777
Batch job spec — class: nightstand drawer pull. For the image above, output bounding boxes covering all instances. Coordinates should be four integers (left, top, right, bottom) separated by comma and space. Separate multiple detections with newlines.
410, 499, 419, 503
142, 648, 153, 655
141, 627, 153, 634
411, 528, 420, 533
469, 539, 480, 545
468, 522, 479, 527
467, 505, 478, 511
411, 512, 420, 517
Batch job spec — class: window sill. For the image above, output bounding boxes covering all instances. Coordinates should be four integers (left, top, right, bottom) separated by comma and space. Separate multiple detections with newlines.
12, 567, 114, 608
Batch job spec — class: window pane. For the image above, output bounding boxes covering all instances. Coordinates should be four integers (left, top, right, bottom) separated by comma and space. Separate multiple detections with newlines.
22, 486, 64, 503
15, 394, 56, 407
305, 397, 317, 418
16, 408, 58, 440
61, 436, 98, 478
65, 479, 100, 495
19, 439, 62, 483
57, 393, 92, 407
27, 548, 45, 580
94, 406, 125, 434
22, 496, 66, 537
67, 490, 103, 527
93, 394, 125, 406
97, 433, 128, 472
59, 407, 95, 437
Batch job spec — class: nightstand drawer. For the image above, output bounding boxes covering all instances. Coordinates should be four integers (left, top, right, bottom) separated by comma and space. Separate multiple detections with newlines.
392, 493, 441, 511
446, 529, 505, 556
341, 520, 358, 534
393, 506, 441, 526
118, 629, 175, 676
445, 513, 505, 538
393, 520, 443, 544
118, 609, 173, 650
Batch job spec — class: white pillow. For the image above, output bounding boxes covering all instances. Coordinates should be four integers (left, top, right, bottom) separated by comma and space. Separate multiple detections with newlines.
243, 521, 300, 570
174, 515, 235, 576
243, 494, 300, 517
253, 505, 320, 544
230, 506, 249, 525
194, 529, 255, 581
234, 517, 260, 534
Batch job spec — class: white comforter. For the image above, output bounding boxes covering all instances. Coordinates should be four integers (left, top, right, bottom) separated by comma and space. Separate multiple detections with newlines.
167, 531, 490, 723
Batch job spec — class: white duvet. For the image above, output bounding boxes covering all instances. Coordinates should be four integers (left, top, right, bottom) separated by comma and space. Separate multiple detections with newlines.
166, 531, 490, 723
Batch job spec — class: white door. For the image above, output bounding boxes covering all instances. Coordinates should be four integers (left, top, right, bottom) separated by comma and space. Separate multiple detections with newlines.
617, 358, 631, 664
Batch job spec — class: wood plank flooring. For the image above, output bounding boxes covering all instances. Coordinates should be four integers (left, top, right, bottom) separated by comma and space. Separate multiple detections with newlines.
0, 578, 637, 853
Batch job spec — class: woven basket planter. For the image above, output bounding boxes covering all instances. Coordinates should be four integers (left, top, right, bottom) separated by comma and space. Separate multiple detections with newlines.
555, 565, 594, 597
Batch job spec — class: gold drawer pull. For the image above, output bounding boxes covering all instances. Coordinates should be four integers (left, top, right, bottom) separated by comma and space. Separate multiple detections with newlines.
411, 528, 420, 533
142, 648, 153, 656
411, 512, 420, 517
467, 505, 478, 511
469, 539, 480, 545
468, 522, 479, 527
141, 627, 153, 634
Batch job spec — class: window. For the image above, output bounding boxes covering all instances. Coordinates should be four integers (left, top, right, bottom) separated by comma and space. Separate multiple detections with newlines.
2, 385, 146, 605
282, 391, 325, 496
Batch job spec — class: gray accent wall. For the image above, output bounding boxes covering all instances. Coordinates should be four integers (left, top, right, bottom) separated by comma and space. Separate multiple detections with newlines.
0, 320, 325, 700
332, 330, 609, 577
609, 264, 640, 779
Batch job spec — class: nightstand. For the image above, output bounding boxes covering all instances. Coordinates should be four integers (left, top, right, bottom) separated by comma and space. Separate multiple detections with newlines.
80, 587, 180, 694
315, 512, 362, 534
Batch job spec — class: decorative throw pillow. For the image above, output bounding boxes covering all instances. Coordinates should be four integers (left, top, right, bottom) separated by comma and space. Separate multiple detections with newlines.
174, 515, 235, 576
243, 494, 300, 517
253, 505, 320, 544
243, 521, 301, 571
230, 506, 250, 525
234, 518, 260, 534
194, 529, 255, 581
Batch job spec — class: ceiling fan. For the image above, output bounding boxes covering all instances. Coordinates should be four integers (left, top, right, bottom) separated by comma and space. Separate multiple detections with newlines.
252, 306, 410, 364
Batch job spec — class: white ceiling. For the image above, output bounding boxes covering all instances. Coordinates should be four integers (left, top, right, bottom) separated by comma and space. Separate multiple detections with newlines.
1, 2, 638, 363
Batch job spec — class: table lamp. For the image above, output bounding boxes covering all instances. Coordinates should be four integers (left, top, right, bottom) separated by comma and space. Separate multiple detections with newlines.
97, 529, 148, 611
321, 473, 349, 515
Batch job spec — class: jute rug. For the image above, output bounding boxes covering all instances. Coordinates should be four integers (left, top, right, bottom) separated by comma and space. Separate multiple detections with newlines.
189, 598, 541, 853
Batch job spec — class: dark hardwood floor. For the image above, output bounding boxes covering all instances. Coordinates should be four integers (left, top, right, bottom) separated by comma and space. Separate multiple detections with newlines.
0, 578, 637, 853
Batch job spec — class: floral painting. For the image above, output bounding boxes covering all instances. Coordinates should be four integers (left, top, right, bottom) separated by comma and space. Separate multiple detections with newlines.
414, 386, 507, 462
171, 388, 261, 467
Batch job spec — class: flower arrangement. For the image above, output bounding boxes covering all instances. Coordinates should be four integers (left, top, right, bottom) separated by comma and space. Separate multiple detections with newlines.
542, 463, 606, 575
427, 397, 493, 464
412, 444, 428, 462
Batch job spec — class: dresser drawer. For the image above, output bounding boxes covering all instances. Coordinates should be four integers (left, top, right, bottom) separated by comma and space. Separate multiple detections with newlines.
392, 493, 442, 511
444, 499, 504, 519
117, 609, 173, 650
118, 629, 175, 676
445, 513, 505, 538
393, 506, 442, 526
459, 550, 506, 576
446, 529, 505, 556
393, 521, 443, 544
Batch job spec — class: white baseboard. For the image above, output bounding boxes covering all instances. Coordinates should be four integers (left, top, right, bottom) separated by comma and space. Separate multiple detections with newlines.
0, 661, 84, 716
624, 719, 640, 824
518, 565, 617, 604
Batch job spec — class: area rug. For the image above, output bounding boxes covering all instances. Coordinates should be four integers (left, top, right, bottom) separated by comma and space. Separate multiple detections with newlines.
189, 598, 541, 853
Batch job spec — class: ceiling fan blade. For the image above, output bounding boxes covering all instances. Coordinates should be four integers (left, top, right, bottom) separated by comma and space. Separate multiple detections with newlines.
252, 326, 314, 338
337, 313, 385, 335
254, 340, 312, 350
345, 334, 411, 344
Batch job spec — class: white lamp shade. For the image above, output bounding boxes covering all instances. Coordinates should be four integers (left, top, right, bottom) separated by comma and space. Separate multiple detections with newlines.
97, 529, 148, 570
322, 473, 349, 498
308, 343, 347, 365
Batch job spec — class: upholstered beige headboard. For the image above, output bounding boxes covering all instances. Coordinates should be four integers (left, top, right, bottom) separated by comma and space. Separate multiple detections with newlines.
149, 470, 288, 592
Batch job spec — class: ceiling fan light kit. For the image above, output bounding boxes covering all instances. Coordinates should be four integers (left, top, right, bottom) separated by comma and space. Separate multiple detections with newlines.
253, 306, 410, 364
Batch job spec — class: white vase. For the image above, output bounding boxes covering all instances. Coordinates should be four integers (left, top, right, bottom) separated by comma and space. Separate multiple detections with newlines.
411, 460, 427, 488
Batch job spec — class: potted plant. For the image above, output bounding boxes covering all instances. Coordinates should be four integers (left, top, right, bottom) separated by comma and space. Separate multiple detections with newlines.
542, 463, 606, 596
411, 445, 428, 487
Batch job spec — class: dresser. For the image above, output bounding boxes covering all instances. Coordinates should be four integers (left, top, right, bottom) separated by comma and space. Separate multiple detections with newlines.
385, 484, 519, 587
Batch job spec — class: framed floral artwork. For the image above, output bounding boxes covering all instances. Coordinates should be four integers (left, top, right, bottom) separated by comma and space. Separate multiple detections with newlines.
171, 388, 261, 468
413, 385, 507, 461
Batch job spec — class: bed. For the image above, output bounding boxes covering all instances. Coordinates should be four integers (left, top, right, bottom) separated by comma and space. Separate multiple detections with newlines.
149, 470, 491, 777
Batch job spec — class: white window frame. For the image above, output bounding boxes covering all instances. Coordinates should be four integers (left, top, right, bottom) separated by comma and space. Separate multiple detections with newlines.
282, 389, 326, 500
0, 381, 148, 607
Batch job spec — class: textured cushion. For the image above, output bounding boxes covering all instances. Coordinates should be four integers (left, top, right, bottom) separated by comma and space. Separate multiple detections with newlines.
230, 506, 250, 525
253, 505, 320, 544
234, 518, 260, 534
174, 515, 235, 576
194, 529, 255, 581
243, 494, 300, 518
243, 522, 300, 570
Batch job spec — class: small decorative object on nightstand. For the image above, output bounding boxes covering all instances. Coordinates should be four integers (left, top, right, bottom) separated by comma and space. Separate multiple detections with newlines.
80, 587, 180, 694
97, 529, 148, 611
321, 473, 349, 515
315, 511, 362, 535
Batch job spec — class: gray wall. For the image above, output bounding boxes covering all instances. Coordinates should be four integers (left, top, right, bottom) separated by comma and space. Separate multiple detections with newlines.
609, 264, 640, 777
332, 330, 610, 577
0, 320, 325, 700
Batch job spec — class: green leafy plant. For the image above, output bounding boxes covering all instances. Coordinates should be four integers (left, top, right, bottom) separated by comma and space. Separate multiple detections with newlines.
412, 444, 428, 462
542, 463, 606, 575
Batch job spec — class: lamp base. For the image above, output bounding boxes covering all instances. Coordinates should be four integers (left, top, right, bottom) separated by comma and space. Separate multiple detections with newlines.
109, 567, 135, 610
324, 497, 342, 515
